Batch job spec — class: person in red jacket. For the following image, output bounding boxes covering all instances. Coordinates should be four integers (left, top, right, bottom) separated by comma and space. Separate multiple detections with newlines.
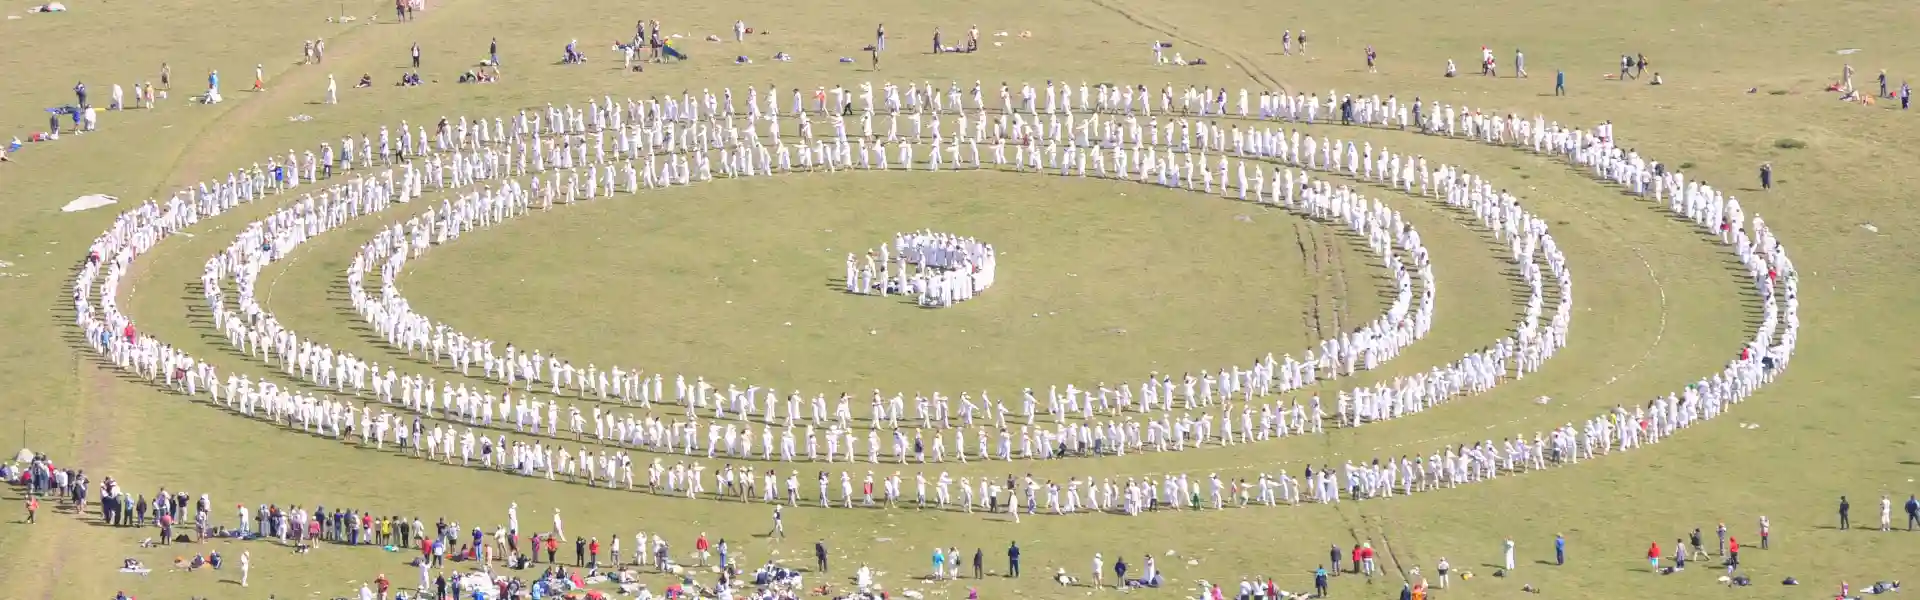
545, 534, 560, 563
695, 533, 711, 566
589, 538, 601, 568
1360, 544, 1377, 578
1647, 542, 1661, 570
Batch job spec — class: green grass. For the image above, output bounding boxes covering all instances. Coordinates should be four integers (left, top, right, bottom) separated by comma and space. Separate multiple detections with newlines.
2, 0, 1918, 599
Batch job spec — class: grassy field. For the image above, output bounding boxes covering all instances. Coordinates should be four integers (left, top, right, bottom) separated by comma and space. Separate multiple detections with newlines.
2, 0, 1918, 599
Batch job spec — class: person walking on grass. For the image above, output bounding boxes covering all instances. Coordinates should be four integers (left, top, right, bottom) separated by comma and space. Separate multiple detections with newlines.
1555, 69, 1566, 96
1840, 495, 1851, 530
769, 504, 784, 539
1554, 533, 1566, 566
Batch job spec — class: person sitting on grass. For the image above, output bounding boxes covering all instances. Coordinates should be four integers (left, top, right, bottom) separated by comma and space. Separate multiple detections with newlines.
356, 74, 373, 88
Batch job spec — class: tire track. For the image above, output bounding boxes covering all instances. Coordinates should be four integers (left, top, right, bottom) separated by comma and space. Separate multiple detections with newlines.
1295, 221, 1325, 343
1321, 224, 1350, 334
1084, 0, 1289, 93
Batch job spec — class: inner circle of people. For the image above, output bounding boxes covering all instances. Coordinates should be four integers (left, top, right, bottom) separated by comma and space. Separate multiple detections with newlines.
844, 230, 997, 307
74, 75, 1798, 518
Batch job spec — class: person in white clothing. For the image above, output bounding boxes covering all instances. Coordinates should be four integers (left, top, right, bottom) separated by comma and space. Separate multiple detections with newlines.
1092, 553, 1105, 588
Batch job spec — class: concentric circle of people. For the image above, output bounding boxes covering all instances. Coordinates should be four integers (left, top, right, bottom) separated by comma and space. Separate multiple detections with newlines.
74, 77, 1796, 517
275, 118, 1449, 465
844, 231, 998, 307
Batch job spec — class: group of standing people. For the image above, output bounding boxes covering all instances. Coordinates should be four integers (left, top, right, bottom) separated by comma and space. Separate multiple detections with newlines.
844, 230, 996, 307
